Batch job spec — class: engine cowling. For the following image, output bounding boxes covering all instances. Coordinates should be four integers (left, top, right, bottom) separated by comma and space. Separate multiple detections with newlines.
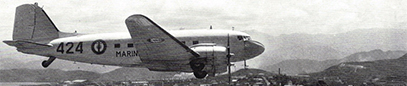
190, 43, 229, 76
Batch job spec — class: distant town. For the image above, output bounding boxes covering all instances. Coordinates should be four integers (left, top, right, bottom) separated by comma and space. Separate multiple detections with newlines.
2, 67, 406, 86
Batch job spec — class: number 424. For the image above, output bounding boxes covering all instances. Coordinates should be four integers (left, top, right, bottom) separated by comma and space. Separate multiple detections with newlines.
56, 42, 83, 54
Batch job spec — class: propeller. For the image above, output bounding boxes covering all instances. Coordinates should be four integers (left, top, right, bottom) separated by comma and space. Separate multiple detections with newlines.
226, 34, 233, 85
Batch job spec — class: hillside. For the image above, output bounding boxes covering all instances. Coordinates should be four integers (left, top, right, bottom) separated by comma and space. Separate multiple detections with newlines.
261, 49, 406, 74
0, 58, 25, 69
268, 45, 346, 61
0, 67, 179, 82
309, 53, 407, 85
340, 49, 406, 62
255, 29, 407, 65
261, 59, 339, 74
0, 59, 119, 73
98, 68, 177, 81
174, 68, 276, 85
0, 69, 100, 82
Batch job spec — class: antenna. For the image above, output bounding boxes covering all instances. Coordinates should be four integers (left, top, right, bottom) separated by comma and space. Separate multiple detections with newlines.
244, 59, 248, 69
278, 68, 281, 75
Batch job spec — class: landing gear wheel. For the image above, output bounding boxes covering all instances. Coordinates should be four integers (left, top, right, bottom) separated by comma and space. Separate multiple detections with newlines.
193, 71, 208, 79
42, 60, 51, 68
41, 56, 56, 68
190, 63, 205, 71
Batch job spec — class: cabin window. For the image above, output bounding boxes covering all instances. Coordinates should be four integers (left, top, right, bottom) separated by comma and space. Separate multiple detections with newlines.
193, 41, 199, 45
127, 43, 134, 48
114, 44, 120, 48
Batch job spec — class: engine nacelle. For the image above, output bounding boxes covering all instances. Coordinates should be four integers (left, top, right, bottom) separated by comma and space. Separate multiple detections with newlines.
190, 43, 227, 58
190, 43, 229, 75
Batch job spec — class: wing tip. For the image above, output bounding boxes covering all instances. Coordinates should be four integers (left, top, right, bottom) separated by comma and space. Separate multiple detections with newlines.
129, 14, 146, 17
126, 14, 147, 20
125, 14, 155, 26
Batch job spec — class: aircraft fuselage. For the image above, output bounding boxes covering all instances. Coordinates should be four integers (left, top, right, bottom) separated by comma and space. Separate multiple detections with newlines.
19, 30, 264, 68
6, 3, 265, 78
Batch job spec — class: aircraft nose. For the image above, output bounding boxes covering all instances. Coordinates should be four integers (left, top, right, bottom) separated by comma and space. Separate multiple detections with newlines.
244, 40, 265, 58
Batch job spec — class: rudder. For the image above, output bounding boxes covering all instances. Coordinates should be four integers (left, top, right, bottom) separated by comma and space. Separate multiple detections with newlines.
13, 3, 59, 43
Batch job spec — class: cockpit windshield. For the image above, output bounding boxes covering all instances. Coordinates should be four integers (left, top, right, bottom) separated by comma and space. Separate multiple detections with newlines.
237, 36, 251, 41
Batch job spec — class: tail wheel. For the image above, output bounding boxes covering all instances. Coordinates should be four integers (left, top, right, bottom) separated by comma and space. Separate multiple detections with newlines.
193, 71, 208, 79
41, 56, 56, 68
42, 60, 50, 68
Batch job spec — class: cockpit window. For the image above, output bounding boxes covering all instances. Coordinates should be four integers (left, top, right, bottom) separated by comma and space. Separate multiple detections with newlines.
244, 36, 251, 41
237, 36, 250, 41
237, 36, 244, 40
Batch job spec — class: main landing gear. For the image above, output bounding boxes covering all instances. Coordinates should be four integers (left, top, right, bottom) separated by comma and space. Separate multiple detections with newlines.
193, 71, 208, 79
42, 56, 56, 68
190, 59, 207, 79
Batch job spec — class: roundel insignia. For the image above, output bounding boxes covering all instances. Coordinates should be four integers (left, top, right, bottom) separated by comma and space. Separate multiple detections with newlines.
91, 39, 107, 55
148, 38, 164, 43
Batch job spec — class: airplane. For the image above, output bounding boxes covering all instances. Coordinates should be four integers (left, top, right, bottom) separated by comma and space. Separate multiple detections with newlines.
3, 3, 265, 79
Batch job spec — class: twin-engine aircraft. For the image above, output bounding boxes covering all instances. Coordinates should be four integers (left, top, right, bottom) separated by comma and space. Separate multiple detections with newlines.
3, 3, 265, 78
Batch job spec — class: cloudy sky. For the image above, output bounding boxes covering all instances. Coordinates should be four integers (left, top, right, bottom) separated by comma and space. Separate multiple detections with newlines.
1, 0, 407, 69
2, 0, 407, 35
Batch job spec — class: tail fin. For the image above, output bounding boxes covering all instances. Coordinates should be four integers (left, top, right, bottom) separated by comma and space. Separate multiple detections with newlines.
13, 3, 59, 43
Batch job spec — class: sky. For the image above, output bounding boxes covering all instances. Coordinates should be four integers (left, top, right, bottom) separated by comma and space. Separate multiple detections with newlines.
2, 0, 407, 35
1, 0, 407, 70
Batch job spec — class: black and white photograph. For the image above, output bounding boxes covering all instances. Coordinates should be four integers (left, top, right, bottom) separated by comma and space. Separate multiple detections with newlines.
1, 0, 407, 86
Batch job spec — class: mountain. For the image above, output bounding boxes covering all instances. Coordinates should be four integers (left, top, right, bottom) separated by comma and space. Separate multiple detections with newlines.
205, 68, 276, 82
261, 59, 339, 74
0, 69, 100, 82
309, 53, 407, 85
0, 68, 179, 82
332, 29, 407, 53
98, 68, 177, 81
26, 59, 120, 73
0, 58, 26, 69
253, 29, 407, 65
261, 49, 406, 74
173, 68, 276, 85
268, 45, 346, 60
340, 49, 406, 62
0, 59, 119, 73
244, 30, 347, 62
0, 67, 273, 82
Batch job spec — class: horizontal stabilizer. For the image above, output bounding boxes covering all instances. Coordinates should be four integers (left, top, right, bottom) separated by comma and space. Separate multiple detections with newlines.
3, 40, 52, 49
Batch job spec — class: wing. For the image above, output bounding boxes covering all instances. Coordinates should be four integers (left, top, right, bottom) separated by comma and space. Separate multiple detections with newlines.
125, 14, 200, 61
